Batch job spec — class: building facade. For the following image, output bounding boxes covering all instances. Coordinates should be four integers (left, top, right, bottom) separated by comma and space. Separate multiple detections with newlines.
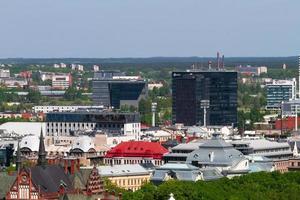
172, 71, 237, 126
92, 72, 147, 109
266, 79, 296, 110
33, 105, 104, 113
46, 111, 141, 140
52, 73, 72, 90
97, 164, 151, 191
0, 69, 10, 78
104, 141, 168, 166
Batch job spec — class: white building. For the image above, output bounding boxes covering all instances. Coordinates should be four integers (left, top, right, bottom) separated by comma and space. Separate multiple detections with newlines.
40, 72, 54, 81
266, 78, 297, 110
93, 65, 100, 72
53, 64, 60, 68
52, 73, 72, 90
0, 122, 46, 137
32, 105, 104, 113
45, 112, 141, 140
148, 82, 164, 90
0, 69, 10, 78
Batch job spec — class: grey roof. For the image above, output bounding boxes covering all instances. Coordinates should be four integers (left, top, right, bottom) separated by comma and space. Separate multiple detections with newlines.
249, 150, 293, 157
98, 164, 150, 177
151, 164, 223, 183
186, 126, 208, 135
151, 163, 202, 182
200, 168, 224, 181
186, 137, 245, 167
163, 153, 189, 158
199, 137, 233, 148
247, 139, 290, 150
171, 142, 204, 151
0, 172, 16, 199
30, 165, 74, 193
249, 162, 274, 173
158, 163, 199, 170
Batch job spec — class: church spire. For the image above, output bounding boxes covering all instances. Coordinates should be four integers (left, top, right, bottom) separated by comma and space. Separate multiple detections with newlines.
37, 128, 47, 166
293, 141, 299, 157
16, 139, 21, 172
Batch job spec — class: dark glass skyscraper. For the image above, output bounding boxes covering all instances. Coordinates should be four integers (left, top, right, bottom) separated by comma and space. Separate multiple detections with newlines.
92, 71, 148, 109
172, 71, 237, 126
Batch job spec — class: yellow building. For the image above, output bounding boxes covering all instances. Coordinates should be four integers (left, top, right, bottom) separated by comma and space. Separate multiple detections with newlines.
98, 164, 151, 191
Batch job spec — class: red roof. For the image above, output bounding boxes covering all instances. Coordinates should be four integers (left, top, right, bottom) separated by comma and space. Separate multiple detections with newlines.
105, 141, 168, 159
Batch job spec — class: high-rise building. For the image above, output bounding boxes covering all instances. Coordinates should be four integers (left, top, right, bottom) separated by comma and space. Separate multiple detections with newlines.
266, 79, 296, 110
92, 71, 147, 109
172, 71, 237, 126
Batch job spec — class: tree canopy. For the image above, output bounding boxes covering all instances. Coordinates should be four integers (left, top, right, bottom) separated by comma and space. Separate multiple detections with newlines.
122, 172, 300, 200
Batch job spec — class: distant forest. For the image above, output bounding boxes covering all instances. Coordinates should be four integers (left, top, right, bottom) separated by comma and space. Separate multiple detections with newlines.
0, 56, 298, 69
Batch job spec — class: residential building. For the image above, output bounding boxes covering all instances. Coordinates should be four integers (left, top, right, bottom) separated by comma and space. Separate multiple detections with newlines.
104, 141, 168, 166
266, 79, 297, 110
40, 72, 54, 81
93, 65, 100, 72
172, 71, 237, 126
97, 164, 151, 191
0, 69, 10, 78
142, 127, 173, 142
92, 72, 148, 109
46, 111, 141, 139
0, 78, 28, 88
52, 73, 72, 90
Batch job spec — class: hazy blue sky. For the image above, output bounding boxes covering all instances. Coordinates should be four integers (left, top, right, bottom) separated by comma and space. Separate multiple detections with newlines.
0, 0, 299, 58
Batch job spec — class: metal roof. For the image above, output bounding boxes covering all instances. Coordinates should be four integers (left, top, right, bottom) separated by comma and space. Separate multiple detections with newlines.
98, 164, 150, 177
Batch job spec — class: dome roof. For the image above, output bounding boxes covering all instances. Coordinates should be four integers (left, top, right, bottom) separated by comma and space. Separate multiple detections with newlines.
71, 136, 95, 152
186, 136, 245, 167
20, 135, 40, 152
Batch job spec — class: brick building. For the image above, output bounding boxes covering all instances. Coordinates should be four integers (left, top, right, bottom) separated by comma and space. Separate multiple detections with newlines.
3, 130, 121, 200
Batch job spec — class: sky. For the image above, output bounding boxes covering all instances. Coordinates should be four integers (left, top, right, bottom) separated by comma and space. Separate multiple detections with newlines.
0, 0, 299, 58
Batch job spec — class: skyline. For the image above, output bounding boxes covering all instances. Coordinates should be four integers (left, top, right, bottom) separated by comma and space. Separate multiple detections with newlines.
0, 0, 300, 58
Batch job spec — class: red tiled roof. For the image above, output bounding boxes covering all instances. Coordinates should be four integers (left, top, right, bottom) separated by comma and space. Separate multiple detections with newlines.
105, 141, 168, 159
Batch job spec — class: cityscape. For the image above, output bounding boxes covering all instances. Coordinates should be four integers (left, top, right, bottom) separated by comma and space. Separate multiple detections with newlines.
0, 1, 300, 200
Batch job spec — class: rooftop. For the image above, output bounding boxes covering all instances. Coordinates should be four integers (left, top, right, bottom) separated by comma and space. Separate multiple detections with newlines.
98, 164, 150, 177
105, 141, 168, 159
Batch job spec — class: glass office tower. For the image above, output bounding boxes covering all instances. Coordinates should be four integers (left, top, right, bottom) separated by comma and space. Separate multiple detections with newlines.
92, 72, 148, 109
172, 71, 237, 126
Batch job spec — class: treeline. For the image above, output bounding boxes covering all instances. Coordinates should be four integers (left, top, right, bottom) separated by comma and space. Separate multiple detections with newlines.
122, 172, 300, 200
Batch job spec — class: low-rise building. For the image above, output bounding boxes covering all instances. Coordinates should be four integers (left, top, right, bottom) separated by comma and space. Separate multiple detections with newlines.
142, 127, 173, 142
104, 141, 168, 166
186, 134, 249, 178
0, 69, 10, 78
33, 105, 104, 113
46, 111, 141, 140
0, 78, 28, 88
151, 163, 223, 184
97, 164, 151, 191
